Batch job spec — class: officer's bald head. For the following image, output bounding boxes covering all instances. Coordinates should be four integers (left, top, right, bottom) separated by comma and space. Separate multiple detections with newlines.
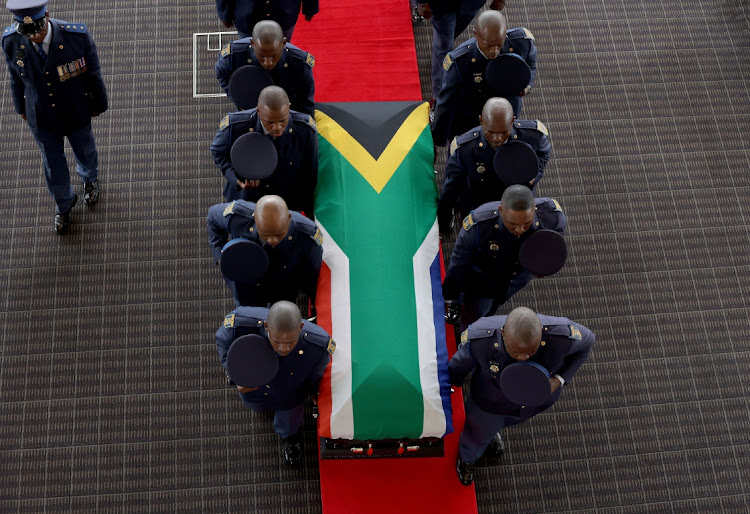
252, 20, 285, 45
476, 10, 507, 34
257, 87, 291, 136
255, 195, 291, 247
481, 98, 515, 148
502, 307, 542, 360
258, 86, 290, 112
267, 301, 303, 333
482, 97, 514, 124
501, 185, 534, 212
474, 11, 507, 59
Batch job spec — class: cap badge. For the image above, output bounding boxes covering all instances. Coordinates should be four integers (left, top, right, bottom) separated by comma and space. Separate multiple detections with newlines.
23, 16, 33, 24
476, 164, 485, 174
489, 362, 500, 373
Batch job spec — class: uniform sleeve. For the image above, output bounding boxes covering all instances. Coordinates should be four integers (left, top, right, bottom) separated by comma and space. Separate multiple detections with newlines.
2, 43, 25, 115
83, 31, 108, 114
553, 209, 566, 235
297, 64, 315, 116
210, 124, 238, 184
215, 0, 235, 24
536, 133, 551, 177
448, 341, 477, 386
431, 63, 462, 147
301, 0, 320, 16
554, 324, 595, 384
302, 242, 323, 305
298, 130, 318, 219
206, 203, 231, 263
526, 39, 538, 88
437, 146, 468, 233
305, 350, 330, 396
215, 53, 232, 98
442, 224, 478, 301
215, 324, 234, 372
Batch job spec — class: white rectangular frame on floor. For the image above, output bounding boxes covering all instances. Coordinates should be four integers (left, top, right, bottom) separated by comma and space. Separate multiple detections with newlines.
192, 31, 238, 98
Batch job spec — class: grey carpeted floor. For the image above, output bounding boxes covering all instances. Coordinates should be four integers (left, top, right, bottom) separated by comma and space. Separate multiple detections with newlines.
1, 0, 750, 511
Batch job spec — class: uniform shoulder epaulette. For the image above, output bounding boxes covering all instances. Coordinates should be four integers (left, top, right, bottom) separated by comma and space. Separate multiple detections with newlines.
60, 22, 88, 34
233, 306, 268, 328
450, 129, 480, 155
223, 201, 236, 216
291, 111, 317, 132
542, 322, 582, 340
2, 24, 18, 39
219, 114, 230, 131
287, 44, 315, 68
443, 41, 472, 70
302, 322, 334, 353
507, 27, 534, 40
514, 119, 548, 136
220, 43, 231, 58
464, 320, 499, 341
462, 203, 499, 231
295, 217, 323, 245
223, 313, 236, 328
535, 197, 563, 212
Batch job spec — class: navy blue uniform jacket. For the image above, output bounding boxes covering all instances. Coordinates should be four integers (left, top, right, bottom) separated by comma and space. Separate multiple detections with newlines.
432, 30, 537, 146
2, 19, 107, 134
438, 121, 551, 232
442, 198, 566, 301
216, 306, 333, 410
211, 108, 318, 217
215, 37, 315, 115
206, 200, 323, 304
215, 0, 319, 34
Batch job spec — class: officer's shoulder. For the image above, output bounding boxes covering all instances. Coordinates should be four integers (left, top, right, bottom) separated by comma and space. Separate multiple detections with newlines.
507, 27, 534, 41
302, 321, 335, 354
449, 128, 481, 155
286, 43, 315, 68
58, 21, 89, 34
535, 197, 563, 213
461, 202, 500, 231
538, 315, 583, 340
443, 40, 473, 70
291, 111, 317, 132
514, 119, 549, 137
293, 215, 323, 246
219, 109, 256, 130
222, 199, 257, 217
2, 24, 18, 41
461, 316, 502, 343
224, 307, 268, 328
221, 37, 251, 57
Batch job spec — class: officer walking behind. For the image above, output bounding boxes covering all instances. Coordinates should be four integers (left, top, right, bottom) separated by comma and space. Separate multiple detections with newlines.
216, 301, 335, 466
215, 20, 314, 114
442, 185, 566, 331
449, 307, 595, 485
216, 0, 318, 41
2, 0, 107, 234
438, 97, 550, 234
431, 10, 537, 146
207, 195, 323, 308
211, 86, 318, 217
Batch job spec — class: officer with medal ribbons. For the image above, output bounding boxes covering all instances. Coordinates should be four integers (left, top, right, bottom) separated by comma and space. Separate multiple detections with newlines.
438, 97, 551, 235
216, 301, 335, 466
215, 20, 315, 115
449, 307, 595, 485
431, 9, 537, 147
2, 0, 107, 234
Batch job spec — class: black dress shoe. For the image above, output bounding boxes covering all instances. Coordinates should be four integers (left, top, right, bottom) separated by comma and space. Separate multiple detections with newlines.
282, 433, 302, 467
54, 194, 78, 235
456, 457, 475, 486
83, 180, 99, 205
487, 432, 505, 456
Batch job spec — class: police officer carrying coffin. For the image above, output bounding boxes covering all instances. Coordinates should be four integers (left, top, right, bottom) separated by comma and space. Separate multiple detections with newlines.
2, 0, 107, 234
211, 85, 318, 218
216, 300, 335, 466
216, 20, 314, 114
206, 194, 323, 308
438, 97, 550, 234
449, 306, 595, 485
443, 185, 566, 331
216, 0, 318, 41
431, 10, 537, 147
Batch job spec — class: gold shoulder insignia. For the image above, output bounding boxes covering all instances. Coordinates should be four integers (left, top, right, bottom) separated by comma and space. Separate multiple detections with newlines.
313, 227, 323, 246
305, 52, 315, 68
551, 199, 562, 212
224, 313, 235, 328
326, 338, 336, 355
307, 115, 318, 132
443, 54, 453, 71
449, 137, 458, 155
219, 115, 230, 131
223, 201, 236, 216
536, 120, 549, 136
523, 28, 535, 40
220, 43, 231, 58
460, 329, 468, 344
570, 325, 582, 340
462, 213, 475, 231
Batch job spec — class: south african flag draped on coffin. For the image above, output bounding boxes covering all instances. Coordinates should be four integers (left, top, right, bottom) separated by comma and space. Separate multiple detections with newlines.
314, 102, 453, 440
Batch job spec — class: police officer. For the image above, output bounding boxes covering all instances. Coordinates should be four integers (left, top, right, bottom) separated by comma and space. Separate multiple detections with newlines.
216, 0, 318, 41
211, 86, 318, 217
438, 97, 550, 234
442, 185, 566, 331
215, 20, 314, 114
216, 301, 335, 466
207, 195, 323, 308
2, 0, 107, 234
449, 307, 595, 485
431, 10, 537, 146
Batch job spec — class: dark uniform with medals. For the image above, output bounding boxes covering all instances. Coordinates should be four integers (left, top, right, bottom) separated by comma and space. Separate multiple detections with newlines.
215, 37, 315, 115
449, 314, 595, 463
215, 0, 319, 40
2, 0, 107, 232
442, 198, 566, 331
437, 120, 551, 233
206, 200, 323, 307
210, 107, 318, 216
431, 29, 538, 146
215, 306, 335, 438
